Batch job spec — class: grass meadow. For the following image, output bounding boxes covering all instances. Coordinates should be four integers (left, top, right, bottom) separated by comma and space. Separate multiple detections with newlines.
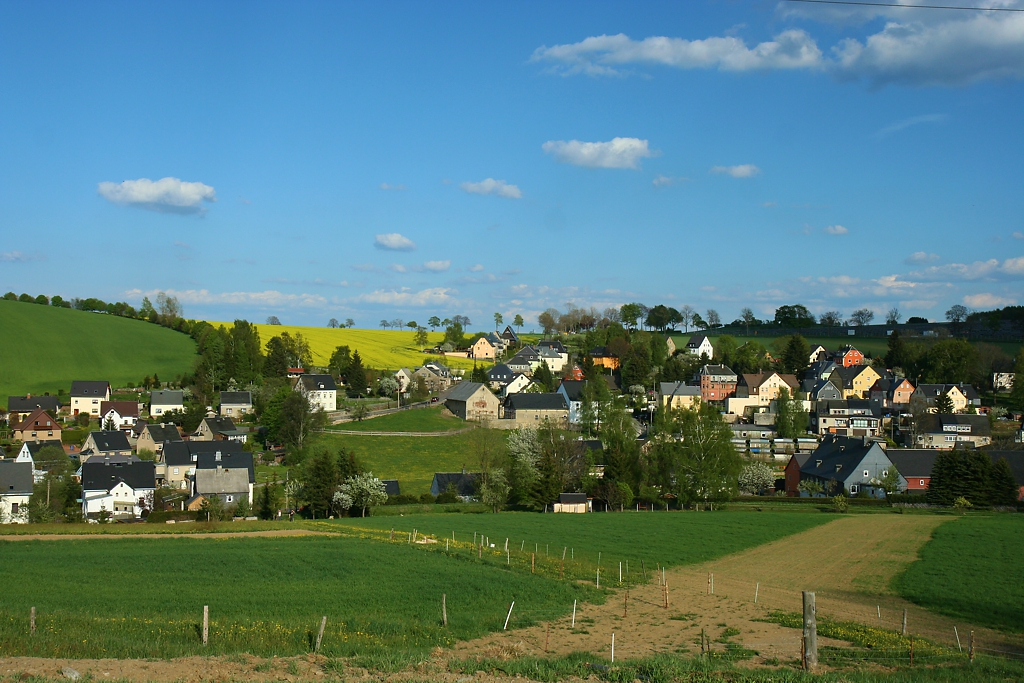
0, 299, 197, 397
0, 534, 597, 660
671, 333, 1021, 359
328, 406, 465, 433
894, 515, 1024, 633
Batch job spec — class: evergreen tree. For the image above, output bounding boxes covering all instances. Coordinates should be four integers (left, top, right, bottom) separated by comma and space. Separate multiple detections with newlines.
991, 458, 1020, 507
532, 361, 554, 392
964, 450, 993, 506
779, 334, 810, 376
1011, 344, 1024, 411
336, 447, 363, 481
935, 392, 955, 414
346, 351, 366, 397
886, 329, 907, 371
471, 363, 488, 383
303, 447, 338, 518
257, 484, 274, 520
264, 336, 291, 377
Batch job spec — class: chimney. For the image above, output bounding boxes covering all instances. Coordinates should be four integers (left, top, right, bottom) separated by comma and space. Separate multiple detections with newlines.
215, 451, 222, 462
104, 455, 110, 466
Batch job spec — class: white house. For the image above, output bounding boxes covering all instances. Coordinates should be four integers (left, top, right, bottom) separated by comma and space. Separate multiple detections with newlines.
0, 461, 33, 523
16, 439, 63, 483
81, 459, 156, 519
150, 390, 184, 417
219, 391, 253, 417
686, 334, 714, 358
100, 401, 140, 430
70, 381, 110, 416
395, 368, 415, 393
295, 374, 337, 412
503, 373, 533, 397
557, 380, 585, 425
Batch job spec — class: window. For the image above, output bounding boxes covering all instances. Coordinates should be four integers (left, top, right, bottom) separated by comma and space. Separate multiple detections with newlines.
850, 485, 859, 494
919, 479, 925, 486
863, 470, 869, 477
173, 468, 179, 475
226, 495, 234, 503
11, 503, 18, 513
945, 435, 956, 442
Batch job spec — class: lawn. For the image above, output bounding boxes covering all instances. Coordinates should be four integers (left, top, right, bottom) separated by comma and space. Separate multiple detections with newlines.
328, 510, 834, 574
328, 406, 465, 433
893, 515, 1024, 633
0, 535, 596, 659
0, 299, 197, 398
210, 323, 487, 372
314, 429, 484, 495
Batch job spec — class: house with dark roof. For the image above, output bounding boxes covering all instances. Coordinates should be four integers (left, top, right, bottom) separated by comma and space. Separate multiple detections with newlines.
884, 450, 939, 491
557, 380, 586, 424
295, 374, 337, 412
70, 381, 110, 416
414, 363, 452, 393
219, 391, 253, 417
502, 393, 568, 426
430, 471, 480, 500
912, 384, 982, 413
470, 333, 504, 360
553, 492, 591, 513
0, 460, 33, 523
698, 364, 737, 402
808, 345, 828, 364
80, 430, 132, 462
163, 440, 244, 490
686, 334, 714, 358
804, 377, 843, 402
194, 450, 255, 501
588, 346, 620, 370
500, 325, 520, 346
785, 435, 894, 497
135, 422, 183, 455
916, 414, 991, 449
150, 390, 184, 417
502, 373, 534, 397
11, 407, 61, 442
382, 480, 400, 497
812, 399, 883, 437
444, 381, 499, 422
487, 363, 514, 389
100, 400, 140, 430
658, 382, 701, 410
835, 345, 864, 368
193, 466, 251, 509
81, 459, 156, 519
15, 439, 64, 482
194, 416, 246, 443
7, 394, 61, 423
869, 378, 915, 409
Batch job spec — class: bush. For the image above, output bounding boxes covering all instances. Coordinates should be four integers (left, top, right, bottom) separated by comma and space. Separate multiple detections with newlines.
419, 492, 437, 504
832, 495, 849, 513
386, 494, 419, 506
146, 511, 200, 523
887, 493, 927, 505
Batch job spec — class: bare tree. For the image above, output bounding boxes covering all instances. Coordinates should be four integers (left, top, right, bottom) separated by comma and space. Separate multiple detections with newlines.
849, 308, 875, 326
886, 307, 901, 325
679, 305, 695, 332
706, 309, 721, 329
740, 307, 757, 335
819, 311, 843, 328
391, 318, 404, 330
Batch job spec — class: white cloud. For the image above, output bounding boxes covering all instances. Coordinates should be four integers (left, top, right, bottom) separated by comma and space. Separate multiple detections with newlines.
652, 174, 689, 187
905, 251, 940, 265
389, 264, 407, 273
351, 263, 378, 272
374, 233, 416, 251
874, 114, 947, 139
353, 287, 456, 307
711, 164, 761, 178
0, 251, 39, 263
98, 177, 216, 215
910, 256, 1024, 281
542, 137, 654, 169
964, 293, 1017, 308
469, 264, 485, 272
1014, 232, 1024, 240
460, 178, 522, 199
762, 201, 777, 208
379, 183, 407, 191
126, 288, 327, 307
824, 225, 848, 235
531, 30, 822, 76
423, 260, 451, 272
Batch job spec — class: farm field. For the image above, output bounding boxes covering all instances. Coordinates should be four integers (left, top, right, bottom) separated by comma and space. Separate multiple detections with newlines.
0, 534, 596, 660
0, 299, 197, 398
328, 405, 464, 432
894, 515, 1024, 633
211, 323, 487, 371
314, 430, 484, 495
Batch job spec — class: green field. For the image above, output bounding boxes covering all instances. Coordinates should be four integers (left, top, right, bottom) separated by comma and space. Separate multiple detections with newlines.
212, 323, 487, 372
894, 515, 1024, 633
329, 406, 465, 433
315, 429, 482, 495
0, 534, 595, 660
670, 333, 1020, 359
0, 299, 197, 398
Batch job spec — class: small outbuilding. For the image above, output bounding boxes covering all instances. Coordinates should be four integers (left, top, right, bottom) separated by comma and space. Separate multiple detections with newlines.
553, 492, 591, 513
444, 381, 500, 422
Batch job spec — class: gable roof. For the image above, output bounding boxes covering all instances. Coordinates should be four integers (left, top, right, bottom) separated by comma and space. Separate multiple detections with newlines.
558, 492, 587, 504
660, 381, 701, 397
195, 450, 255, 483
446, 381, 488, 402
199, 416, 239, 435
505, 393, 569, 411
71, 381, 109, 398
150, 390, 184, 406
7, 395, 61, 413
195, 467, 250, 496
13, 407, 59, 432
0, 460, 33, 495
800, 435, 886, 479
163, 440, 244, 467
220, 391, 252, 405
500, 325, 520, 342
432, 472, 479, 497
86, 430, 132, 452
687, 334, 710, 347
699, 364, 736, 377
885, 449, 939, 478
558, 380, 586, 401
299, 374, 337, 392
487, 363, 513, 380
101, 401, 139, 418
139, 423, 183, 443
924, 413, 991, 435
538, 339, 567, 354
21, 439, 64, 459
82, 460, 155, 492
815, 399, 883, 417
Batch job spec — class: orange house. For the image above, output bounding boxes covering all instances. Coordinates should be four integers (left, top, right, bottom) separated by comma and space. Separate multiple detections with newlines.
837, 345, 864, 367
589, 346, 620, 370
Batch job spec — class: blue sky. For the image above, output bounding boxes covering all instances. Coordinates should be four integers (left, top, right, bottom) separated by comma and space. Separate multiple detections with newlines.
2, 0, 1024, 330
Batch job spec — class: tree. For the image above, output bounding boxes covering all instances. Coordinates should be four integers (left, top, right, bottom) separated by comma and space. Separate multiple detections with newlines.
849, 308, 875, 326
538, 309, 559, 335
532, 361, 554, 392
673, 402, 743, 509
886, 329, 908, 372
156, 292, 182, 321
779, 334, 810, 376
345, 318, 355, 328
278, 393, 325, 450
1011, 344, 1024, 411
879, 467, 901, 494
738, 462, 775, 494
740, 307, 757, 335
234, 494, 251, 517
346, 350, 366, 397
406, 321, 418, 330
886, 307, 902, 325
679, 305, 695, 332
303, 447, 338, 518
924, 338, 978, 384
935, 392, 955, 415
443, 321, 465, 348
774, 305, 815, 328
819, 311, 843, 328
328, 345, 351, 378
513, 314, 524, 333
946, 304, 969, 324
266, 316, 282, 325
350, 403, 370, 421
706, 309, 721, 329
991, 458, 1020, 506
428, 316, 441, 331
619, 303, 643, 330
379, 319, 389, 330
339, 472, 388, 517
328, 318, 339, 328
775, 387, 808, 438
264, 336, 291, 377
257, 483, 275, 520
414, 326, 429, 349
507, 428, 541, 504
480, 468, 511, 513
378, 376, 399, 398
494, 312, 503, 330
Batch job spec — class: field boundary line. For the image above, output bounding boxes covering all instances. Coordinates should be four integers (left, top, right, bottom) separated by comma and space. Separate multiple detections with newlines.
0, 529, 339, 541
318, 427, 475, 437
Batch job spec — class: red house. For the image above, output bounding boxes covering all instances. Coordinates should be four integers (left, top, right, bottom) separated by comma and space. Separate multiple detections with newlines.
886, 450, 937, 491
836, 345, 864, 368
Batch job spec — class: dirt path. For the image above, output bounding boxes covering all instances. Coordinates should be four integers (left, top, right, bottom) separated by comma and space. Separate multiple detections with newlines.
0, 529, 334, 541
454, 514, 1024, 664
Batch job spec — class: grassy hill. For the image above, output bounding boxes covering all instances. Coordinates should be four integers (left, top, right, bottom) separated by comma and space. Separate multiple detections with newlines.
227, 323, 488, 371
0, 299, 197, 399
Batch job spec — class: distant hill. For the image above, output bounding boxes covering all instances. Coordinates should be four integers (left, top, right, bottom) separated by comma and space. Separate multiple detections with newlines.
0, 299, 197, 401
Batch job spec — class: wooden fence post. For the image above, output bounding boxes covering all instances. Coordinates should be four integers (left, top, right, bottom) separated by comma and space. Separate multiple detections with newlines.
571, 599, 576, 629
315, 616, 327, 653
754, 582, 759, 604
30, 607, 36, 635
531, 553, 535, 573
203, 605, 209, 646
802, 592, 817, 669
611, 633, 615, 663
969, 631, 975, 662
902, 609, 908, 636
442, 594, 448, 627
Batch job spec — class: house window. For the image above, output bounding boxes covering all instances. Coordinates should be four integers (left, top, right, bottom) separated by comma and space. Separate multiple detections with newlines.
11, 503, 18, 513
919, 479, 925, 486
173, 468, 179, 475
945, 435, 956, 442
850, 485, 859, 494
863, 470, 869, 478
226, 495, 234, 503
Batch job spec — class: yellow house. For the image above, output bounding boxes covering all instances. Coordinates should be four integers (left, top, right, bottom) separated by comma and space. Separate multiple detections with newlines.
851, 366, 882, 399
658, 382, 701, 410
471, 336, 497, 360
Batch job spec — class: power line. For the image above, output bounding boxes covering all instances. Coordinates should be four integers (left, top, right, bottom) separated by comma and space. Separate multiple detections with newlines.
786, 0, 1024, 11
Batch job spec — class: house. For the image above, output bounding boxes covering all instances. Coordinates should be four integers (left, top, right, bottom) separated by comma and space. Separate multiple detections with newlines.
7, 394, 61, 423
80, 430, 133, 462
193, 466, 250, 509
471, 334, 499, 360
557, 380, 586, 424
100, 401, 140, 430
805, 378, 843, 402
194, 416, 246, 443
500, 325, 520, 347
16, 439, 65, 482
538, 340, 570, 368
804, 360, 838, 382
70, 381, 110, 416
589, 346, 620, 370
808, 345, 828, 364
506, 352, 536, 375
835, 345, 864, 368
503, 373, 533, 397
916, 414, 991, 449
538, 346, 567, 373
135, 422, 182, 456
735, 372, 800, 406
812, 399, 883, 438
162, 440, 244, 490
295, 374, 337, 412
698, 364, 738, 402
686, 334, 714, 359
219, 391, 253, 417
785, 435, 894, 497
81, 458, 156, 519
553, 492, 591, 513
382, 480, 400, 497
430, 471, 480, 500
869, 378, 915, 408
487, 363, 514, 389
444, 381, 500, 422
564, 365, 585, 381
394, 368, 416, 393
195, 450, 255, 501
414, 363, 452, 393
831, 365, 883, 399
658, 382, 701, 410
503, 393, 569, 427
11, 407, 61, 442
150, 390, 184, 417
0, 460, 33, 523
885, 450, 938, 492
993, 372, 1015, 392
912, 384, 981, 413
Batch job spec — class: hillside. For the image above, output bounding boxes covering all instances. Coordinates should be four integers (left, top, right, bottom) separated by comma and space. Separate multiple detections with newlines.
234, 323, 489, 371
0, 299, 197, 399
